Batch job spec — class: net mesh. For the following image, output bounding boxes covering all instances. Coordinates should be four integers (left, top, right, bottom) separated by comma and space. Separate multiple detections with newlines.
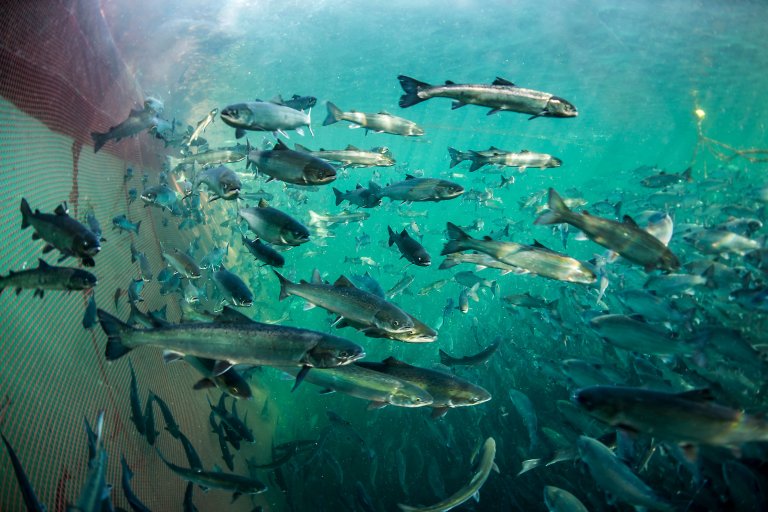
0, 1, 267, 510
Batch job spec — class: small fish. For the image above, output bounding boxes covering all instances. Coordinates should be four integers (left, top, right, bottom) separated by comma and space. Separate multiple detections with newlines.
120, 455, 152, 512
82, 293, 97, 329
397, 438, 497, 511
534, 189, 680, 272
274, 94, 317, 111
70, 410, 112, 512
323, 102, 424, 136
0, 259, 97, 298
21, 199, 101, 266
398, 75, 577, 119
112, 214, 141, 235
193, 165, 242, 201
221, 100, 312, 139
213, 267, 254, 307
84, 208, 106, 242
1, 433, 47, 512
247, 139, 337, 186
387, 226, 431, 266
241, 236, 284, 267
156, 449, 266, 502
91, 103, 159, 152
640, 167, 693, 188
141, 184, 179, 212
185, 107, 218, 147
128, 279, 144, 304
439, 337, 500, 367
238, 200, 310, 247
371, 175, 464, 203
333, 184, 382, 209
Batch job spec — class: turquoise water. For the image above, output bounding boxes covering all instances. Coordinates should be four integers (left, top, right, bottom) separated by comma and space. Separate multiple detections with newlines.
107, 1, 768, 510
3, 0, 768, 510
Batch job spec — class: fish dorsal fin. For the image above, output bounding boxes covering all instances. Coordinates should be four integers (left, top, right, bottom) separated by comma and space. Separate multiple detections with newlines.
333, 275, 356, 288
377, 111, 392, 116
488, 146, 500, 151
483, 236, 493, 241
405, 174, 416, 180
311, 269, 323, 284
258, 199, 269, 208
400, 228, 408, 237
273, 139, 289, 151
492, 77, 515, 86
532, 240, 551, 250
37, 258, 52, 269
445, 80, 456, 85
676, 389, 715, 402
54, 202, 69, 216
383, 356, 408, 367
622, 215, 639, 228
345, 144, 360, 151
355, 184, 363, 189
520, 149, 530, 153
294, 143, 311, 152
217, 306, 255, 324
269, 94, 284, 104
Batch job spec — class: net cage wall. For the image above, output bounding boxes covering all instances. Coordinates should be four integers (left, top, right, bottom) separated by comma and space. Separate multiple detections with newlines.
0, 1, 275, 510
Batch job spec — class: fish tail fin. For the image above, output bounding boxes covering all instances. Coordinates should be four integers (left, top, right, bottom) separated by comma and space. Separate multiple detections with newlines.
97, 309, 134, 360
397, 75, 430, 108
441, 222, 472, 255
387, 226, 396, 247
323, 102, 342, 126
332, 187, 344, 206
307, 210, 322, 226
467, 283, 480, 302
91, 131, 108, 153
534, 188, 571, 225
447, 147, 462, 168
19, 198, 31, 229
273, 270, 292, 300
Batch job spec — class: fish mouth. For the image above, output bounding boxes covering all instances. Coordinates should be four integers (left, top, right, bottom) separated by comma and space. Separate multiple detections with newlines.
221, 189, 240, 199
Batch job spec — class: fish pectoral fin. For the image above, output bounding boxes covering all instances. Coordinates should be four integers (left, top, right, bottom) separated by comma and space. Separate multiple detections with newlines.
291, 365, 312, 392
319, 388, 335, 395
193, 378, 217, 390
211, 360, 234, 377
162, 350, 185, 363
367, 401, 388, 411
451, 101, 467, 110
486, 108, 501, 115
235, 128, 246, 139
430, 407, 449, 419
302, 302, 317, 311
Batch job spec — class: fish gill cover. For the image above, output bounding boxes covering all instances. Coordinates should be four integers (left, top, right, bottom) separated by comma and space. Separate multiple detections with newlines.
2, 0, 768, 511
